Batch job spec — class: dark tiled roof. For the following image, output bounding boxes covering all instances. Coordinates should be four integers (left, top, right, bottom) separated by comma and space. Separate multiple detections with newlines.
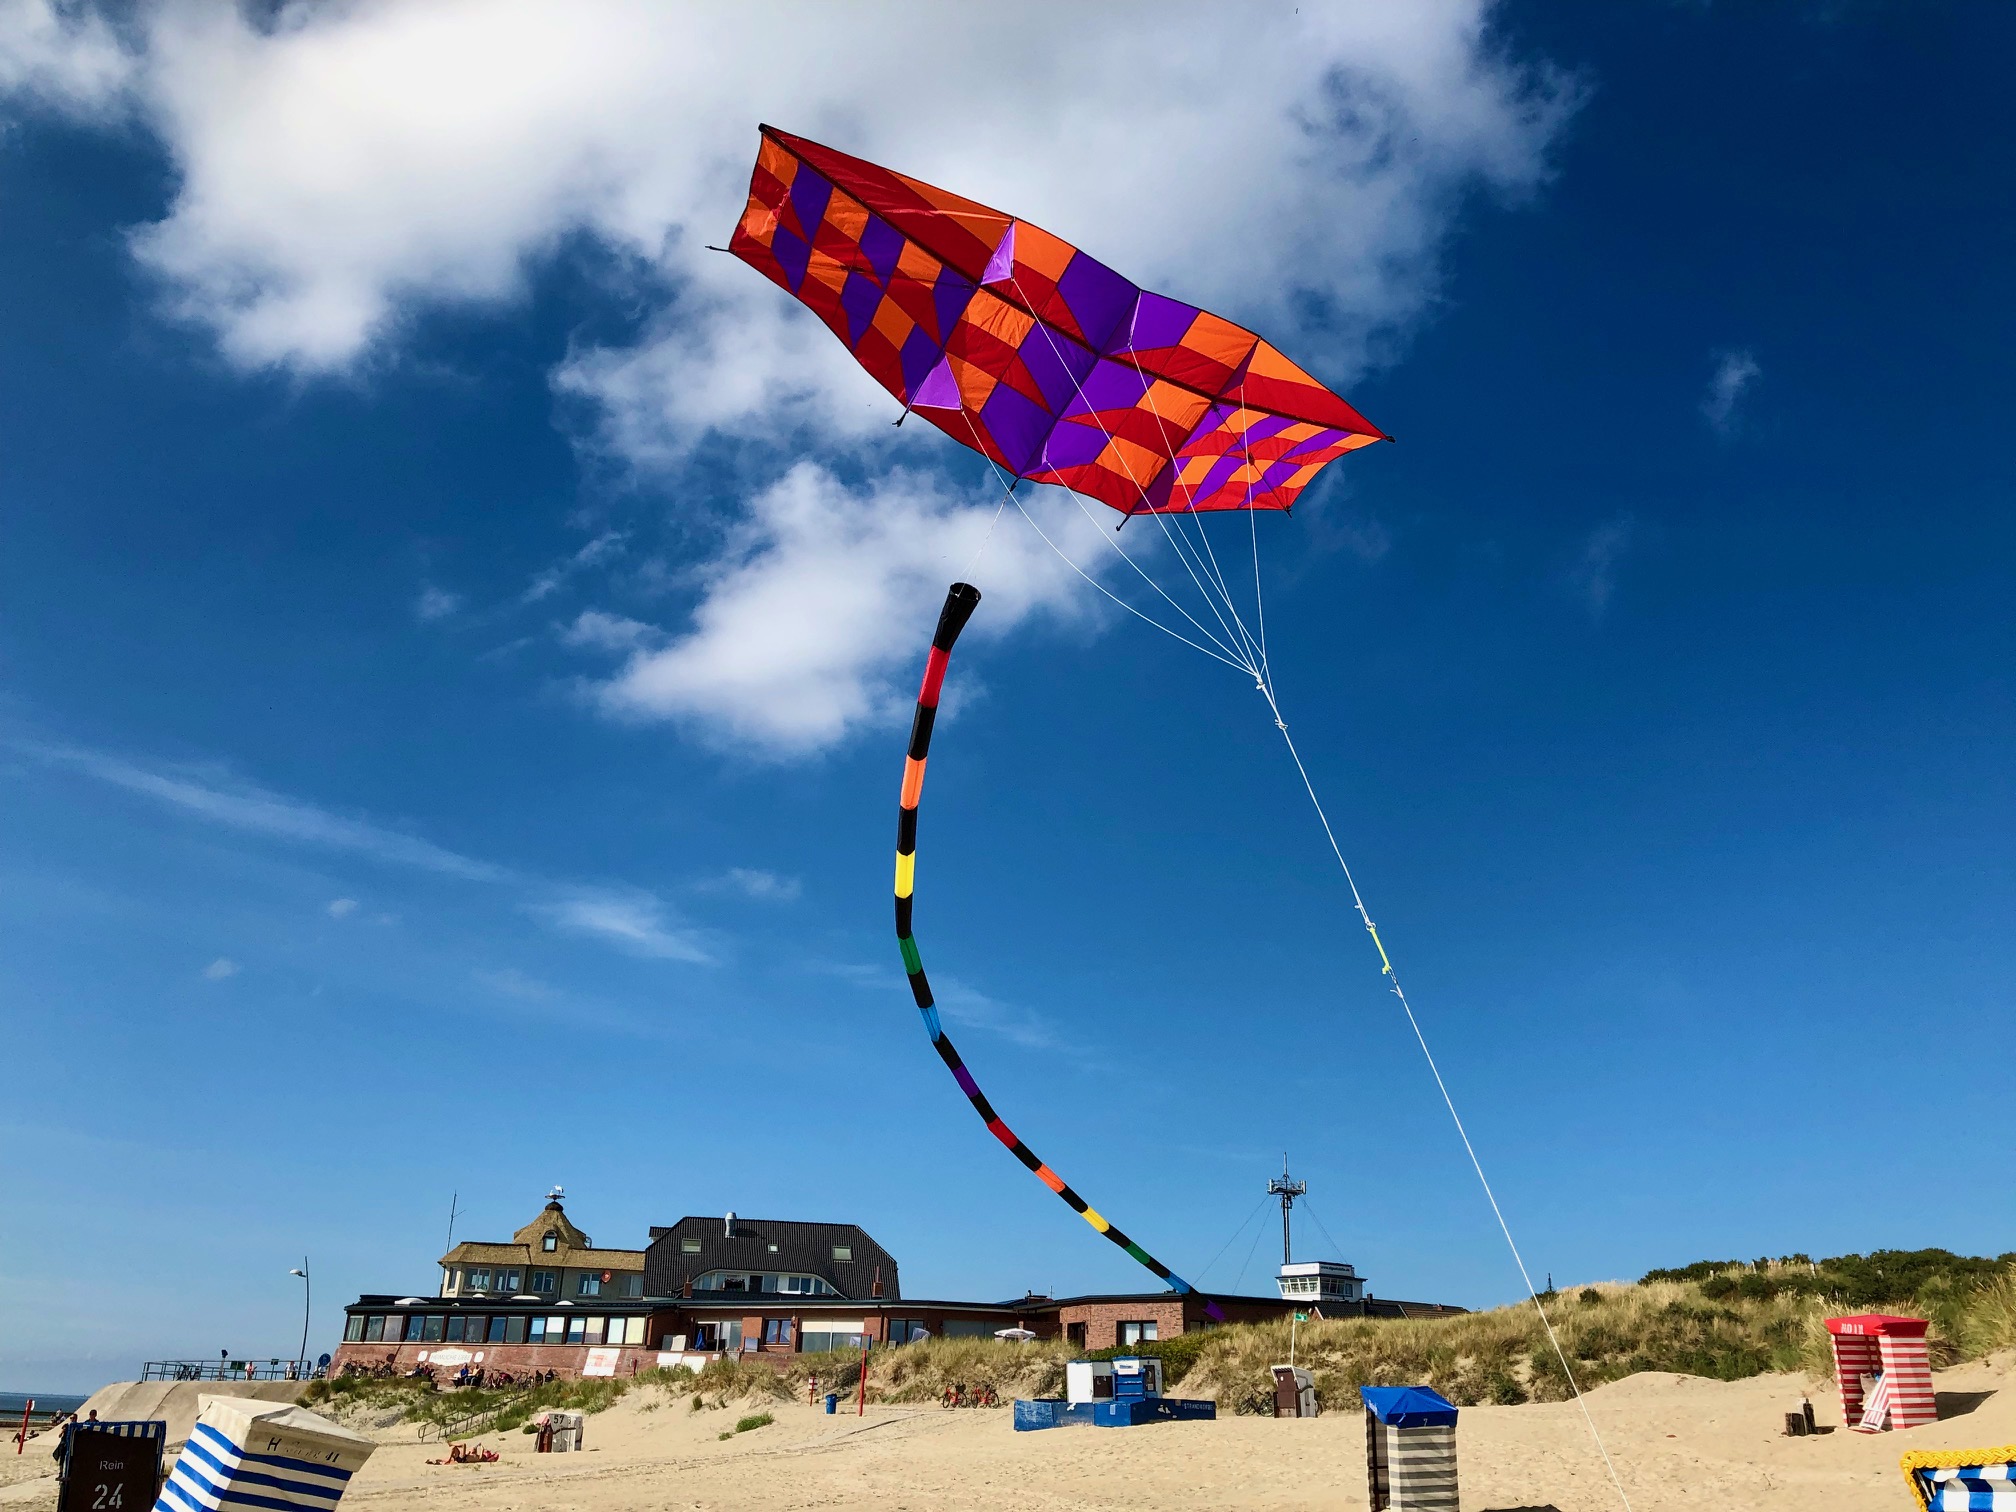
644, 1216, 899, 1300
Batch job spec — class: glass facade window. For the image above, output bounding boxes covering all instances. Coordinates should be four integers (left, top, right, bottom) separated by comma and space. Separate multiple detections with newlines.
421, 1315, 446, 1342
527, 1318, 546, 1344
586, 1318, 605, 1344
547, 1316, 566, 1340
505, 1317, 526, 1344
445, 1317, 466, 1342
531, 1271, 556, 1293
487, 1317, 508, 1343
565, 1317, 586, 1344
364, 1316, 385, 1343
344, 1315, 365, 1342
383, 1316, 405, 1343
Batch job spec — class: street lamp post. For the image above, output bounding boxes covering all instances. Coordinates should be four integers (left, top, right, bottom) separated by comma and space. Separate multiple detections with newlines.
288, 1260, 311, 1371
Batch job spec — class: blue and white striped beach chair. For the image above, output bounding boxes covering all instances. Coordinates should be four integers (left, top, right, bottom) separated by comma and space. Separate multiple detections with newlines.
1902, 1447, 2016, 1511
153, 1396, 374, 1512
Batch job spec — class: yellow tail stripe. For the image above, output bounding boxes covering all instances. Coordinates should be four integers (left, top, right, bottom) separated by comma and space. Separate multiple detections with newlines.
894, 851, 915, 898
1080, 1208, 1110, 1233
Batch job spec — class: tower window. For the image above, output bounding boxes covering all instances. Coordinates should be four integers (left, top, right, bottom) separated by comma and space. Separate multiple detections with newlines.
543, 1232, 558, 1252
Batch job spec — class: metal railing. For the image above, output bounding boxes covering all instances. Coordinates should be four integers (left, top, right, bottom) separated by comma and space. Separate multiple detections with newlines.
141, 1360, 319, 1383
415, 1392, 532, 1443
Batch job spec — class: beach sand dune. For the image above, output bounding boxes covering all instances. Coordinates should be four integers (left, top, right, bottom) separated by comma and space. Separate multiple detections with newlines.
4, 1354, 2009, 1510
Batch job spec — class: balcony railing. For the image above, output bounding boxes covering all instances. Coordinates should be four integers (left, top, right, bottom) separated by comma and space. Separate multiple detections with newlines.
140, 1360, 321, 1383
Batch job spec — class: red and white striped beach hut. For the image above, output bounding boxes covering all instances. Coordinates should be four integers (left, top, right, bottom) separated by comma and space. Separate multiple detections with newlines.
1826, 1314, 1937, 1431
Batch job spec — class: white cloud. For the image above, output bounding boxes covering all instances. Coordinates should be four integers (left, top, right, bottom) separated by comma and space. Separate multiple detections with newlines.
524, 531, 626, 604
535, 888, 711, 963
0, 0, 131, 115
930, 977, 1059, 1052
1569, 515, 1635, 616
559, 609, 659, 655
1701, 349, 1760, 433
2, 1, 1576, 753
474, 966, 559, 1002
12, 735, 710, 966
704, 867, 801, 902
202, 956, 238, 980
572, 462, 1094, 754
415, 584, 462, 622
16, 739, 505, 881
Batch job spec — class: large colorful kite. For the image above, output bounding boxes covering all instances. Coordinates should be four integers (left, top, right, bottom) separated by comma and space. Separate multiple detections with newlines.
729, 126, 1386, 1309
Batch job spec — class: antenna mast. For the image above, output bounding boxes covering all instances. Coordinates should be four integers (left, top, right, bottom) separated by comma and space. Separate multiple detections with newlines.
445, 1191, 461, 1251
1266, 1155, 1306, 1266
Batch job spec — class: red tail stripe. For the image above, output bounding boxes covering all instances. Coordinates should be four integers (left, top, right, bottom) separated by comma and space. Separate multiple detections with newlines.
918, 647, 951, 707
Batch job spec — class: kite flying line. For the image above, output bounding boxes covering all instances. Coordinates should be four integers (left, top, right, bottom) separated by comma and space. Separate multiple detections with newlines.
893, 579, 1225, 1319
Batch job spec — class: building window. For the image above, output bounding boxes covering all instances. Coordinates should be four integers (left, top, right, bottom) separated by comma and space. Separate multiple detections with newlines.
499, 1270, 521, 1291
505, 1317, 526, 1344
621, 1273, 642, 1297
421, 1316, 446, 1342
531, 1270, 557, 1293
761, 1318, 793, 1346
383, 1316, 406, 1343
363, 1316, 385, 1343
1119, 1321, 1159, 1345
681, 1237, 702, 1254
528, 1318, 547, 1344
767, 1243, 779, 1253
344, 1316, 364, 1342
888, 1319, 925, 1344
576, 1274, 601, 1297
832, 1246, 852, 1262
487, 1317, 507, 1343
445, 1316, 466, 1342
584, 1318, 605, 1345
468, 1268, 491, 1291
543, 1232, 558, 1252
565, 1317, 586, 1344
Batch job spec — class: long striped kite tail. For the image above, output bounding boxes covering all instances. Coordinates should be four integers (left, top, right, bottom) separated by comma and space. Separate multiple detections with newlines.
895, 581, 1222, 1322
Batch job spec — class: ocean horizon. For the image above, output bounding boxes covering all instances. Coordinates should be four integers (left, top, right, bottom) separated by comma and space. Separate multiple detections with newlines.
0, 1391, 90, 1416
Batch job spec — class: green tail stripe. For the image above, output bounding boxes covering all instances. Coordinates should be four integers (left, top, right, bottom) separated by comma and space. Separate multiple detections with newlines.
1123, 1241, 1154, 1266
898, 935, 922, 974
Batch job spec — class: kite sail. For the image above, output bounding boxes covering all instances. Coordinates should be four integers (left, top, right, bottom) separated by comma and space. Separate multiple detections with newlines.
728, 125, 1386, 520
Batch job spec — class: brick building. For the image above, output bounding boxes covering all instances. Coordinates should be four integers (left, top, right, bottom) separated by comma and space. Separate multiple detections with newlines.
332, 1192, 1466, 1380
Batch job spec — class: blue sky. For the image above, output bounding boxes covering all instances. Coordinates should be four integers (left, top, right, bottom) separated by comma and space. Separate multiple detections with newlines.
2, 2, 2011, 1393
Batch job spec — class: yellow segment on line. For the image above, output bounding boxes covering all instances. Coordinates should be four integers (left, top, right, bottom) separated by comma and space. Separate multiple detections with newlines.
894, 852, 915, 898
1368, 924, 1394, 975
1081, 1209, 1109, 1233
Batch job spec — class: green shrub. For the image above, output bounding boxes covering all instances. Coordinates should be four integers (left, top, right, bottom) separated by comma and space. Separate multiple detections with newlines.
733, 1413, 773, 1433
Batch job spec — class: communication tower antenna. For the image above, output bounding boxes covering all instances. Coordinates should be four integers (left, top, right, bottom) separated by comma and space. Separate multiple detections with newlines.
1266, 1155, 1307, 1266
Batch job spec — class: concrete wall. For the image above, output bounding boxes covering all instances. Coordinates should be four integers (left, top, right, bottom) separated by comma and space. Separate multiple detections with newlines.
74, 1381, 306, 1449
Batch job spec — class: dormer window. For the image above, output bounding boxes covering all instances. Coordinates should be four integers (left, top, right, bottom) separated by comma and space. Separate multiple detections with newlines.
542, 1232, 558, 1252
681, 1237, 702, 1254
832, 1245, 852, 1262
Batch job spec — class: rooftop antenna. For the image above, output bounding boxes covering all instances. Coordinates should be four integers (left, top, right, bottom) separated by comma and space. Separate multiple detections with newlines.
1266, 1154, 1306, 1267
445, 1191, 461, 1252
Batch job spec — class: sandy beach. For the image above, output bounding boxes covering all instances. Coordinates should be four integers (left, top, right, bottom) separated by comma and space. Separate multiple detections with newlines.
8, 1353, 2008, 1511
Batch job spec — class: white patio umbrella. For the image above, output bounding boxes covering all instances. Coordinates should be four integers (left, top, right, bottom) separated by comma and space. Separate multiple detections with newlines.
994, 1327, 1039, 1342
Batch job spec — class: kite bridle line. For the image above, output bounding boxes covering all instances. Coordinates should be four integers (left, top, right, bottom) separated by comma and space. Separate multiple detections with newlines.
894, 582, 1227, 1321
957, 397, 1636, 1512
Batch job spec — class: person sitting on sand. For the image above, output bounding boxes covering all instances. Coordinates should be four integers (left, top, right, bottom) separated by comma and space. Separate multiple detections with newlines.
427, 1441, 501, 1465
